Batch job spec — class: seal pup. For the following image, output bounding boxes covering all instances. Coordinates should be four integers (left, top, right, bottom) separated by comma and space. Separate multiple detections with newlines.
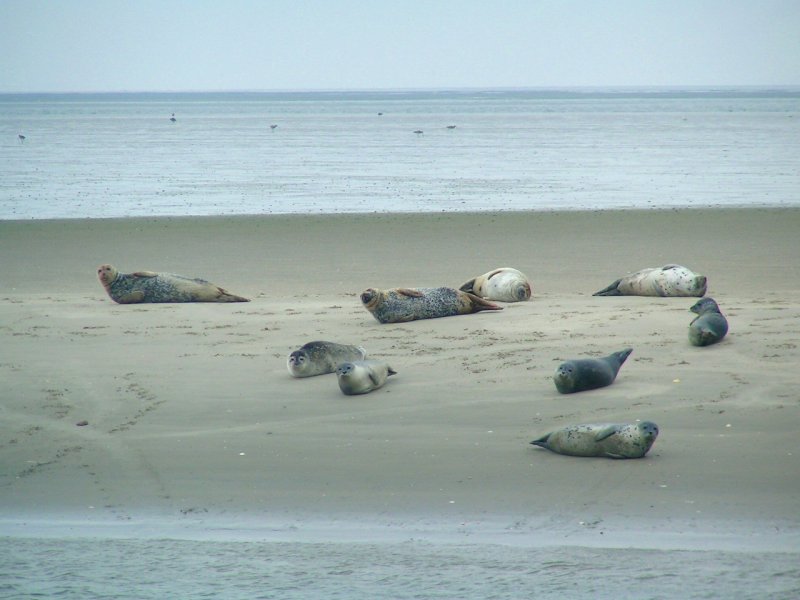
459, 267, 532, 302
688, 297, 728, 346
97, 264, 249, 304
553, 348, 633, 394
593, 264, 707, 297
360, 287, 502, 324
287, 341, 367, 378
530, 421, 659, 459
336, 360, 397, 395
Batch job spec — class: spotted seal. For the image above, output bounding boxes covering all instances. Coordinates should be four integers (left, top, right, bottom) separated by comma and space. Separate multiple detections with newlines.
593, 264, 707, 297
459, 267, 532, 302
553, 348, 633, 394
530, 421, 659, 459
97, 264, 249, 303
336, 360, 397, 395
287, 341, 367, 378
360, 287, 501, 324
688, 297, 728, 347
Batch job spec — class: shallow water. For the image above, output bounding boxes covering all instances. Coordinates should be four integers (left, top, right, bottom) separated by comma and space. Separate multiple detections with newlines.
0, 535, 797, 600
1, 88, 799, 219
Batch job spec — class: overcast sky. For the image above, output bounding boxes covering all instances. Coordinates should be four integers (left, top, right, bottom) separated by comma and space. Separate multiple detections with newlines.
1, 0, 798, 93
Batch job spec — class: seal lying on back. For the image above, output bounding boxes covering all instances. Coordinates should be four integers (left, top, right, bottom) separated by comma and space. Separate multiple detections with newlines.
336, 360, 397, 395
287, 341, 367, 378
97, 264, 249, 304
360, 287, 501, 324
530, 421, 659, 459
593, 264, 707, 297
553, 348, 633, 394
459, 267, 532, 302
688, 297, 728, 347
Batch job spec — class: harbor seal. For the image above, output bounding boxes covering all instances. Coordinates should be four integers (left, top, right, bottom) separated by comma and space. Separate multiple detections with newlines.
97, 264, 249, 304
287, 341, 367, 378
459, 267, 532, 302
336, 360, 397, 395
593, 264, 707, 297
553, 348, 633, 394
530, 421, 659, 459
360, 287, 502, 324
688, 297, 729, 347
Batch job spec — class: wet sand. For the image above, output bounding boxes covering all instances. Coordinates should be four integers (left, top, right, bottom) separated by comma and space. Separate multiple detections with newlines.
1, 208, 799, 549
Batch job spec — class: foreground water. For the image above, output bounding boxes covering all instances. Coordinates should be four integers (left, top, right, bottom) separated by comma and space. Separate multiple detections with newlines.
1, 88, 799, 219
1, 535, 798, 599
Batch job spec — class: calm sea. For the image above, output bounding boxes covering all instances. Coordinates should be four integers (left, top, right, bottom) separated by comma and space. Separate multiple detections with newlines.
1, 88, 799, 219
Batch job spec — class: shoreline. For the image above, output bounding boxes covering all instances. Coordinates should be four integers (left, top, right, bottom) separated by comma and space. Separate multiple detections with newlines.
2, 207, 799, 553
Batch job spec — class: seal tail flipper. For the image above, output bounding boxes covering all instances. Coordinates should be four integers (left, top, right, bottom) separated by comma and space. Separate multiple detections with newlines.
387, 367, 397, 376
459, 277, 477, 293
357, 346, 367, 359
215, 287, 250, 302
465, 292, 503, 313
529, 434, 551, 448
593, 279, 622, 296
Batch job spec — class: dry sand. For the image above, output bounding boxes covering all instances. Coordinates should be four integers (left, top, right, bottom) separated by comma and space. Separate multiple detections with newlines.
1, 209, 799, 548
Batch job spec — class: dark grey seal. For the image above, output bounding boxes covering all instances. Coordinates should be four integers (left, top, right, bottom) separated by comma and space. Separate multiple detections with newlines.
287, 341, 367, 378
688, 297, 728, 347
530, 421, 659, 459
553, 348, 633, 394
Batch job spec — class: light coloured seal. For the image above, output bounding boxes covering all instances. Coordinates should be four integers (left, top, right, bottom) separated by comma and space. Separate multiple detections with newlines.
287, 341, 367, 378
459, 267, 532, 302
593, 264, 707, 297
97, 264, 249, 303
553, 348, 633, 394
336, 360, 397, 395
688, 297, 728, 347
530, 421, 659, 459
360, 287, 502, 324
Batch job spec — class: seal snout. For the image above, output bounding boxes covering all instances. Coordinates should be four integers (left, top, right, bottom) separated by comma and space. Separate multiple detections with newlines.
360, 289, 376, 306
336, 363, 354, 376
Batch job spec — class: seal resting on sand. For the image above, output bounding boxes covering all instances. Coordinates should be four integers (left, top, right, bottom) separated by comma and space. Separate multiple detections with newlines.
459, 267, 532, 302
97, 264, 249, 304
336, 360, 397, 395
530, 421, 659, 459
360, 287, 501, 324
688, 297, 728, 347
287, 341, 367, 378
553, 348, 633, 394
593, 264, 707, 297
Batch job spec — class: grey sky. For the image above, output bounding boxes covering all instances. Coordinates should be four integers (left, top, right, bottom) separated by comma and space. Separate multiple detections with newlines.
1, 0, 798, 93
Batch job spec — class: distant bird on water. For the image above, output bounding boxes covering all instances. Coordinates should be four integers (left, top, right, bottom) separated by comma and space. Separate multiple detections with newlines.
18, 134, 26, 143
377, 112, 383, 116
446, 125, 456, 129
270, 124, 278, 131
413, 130, 423, 135
170, 113, 177, 122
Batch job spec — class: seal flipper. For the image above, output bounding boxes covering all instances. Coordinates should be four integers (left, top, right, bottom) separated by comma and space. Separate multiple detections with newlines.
131, 271, 159, 278
459, 277, 477, 293
397, 288, 424, 298
593, 279, 622, 296
612, 348, 634, 366
594, 425, 619, 442
388, 367, 397, 376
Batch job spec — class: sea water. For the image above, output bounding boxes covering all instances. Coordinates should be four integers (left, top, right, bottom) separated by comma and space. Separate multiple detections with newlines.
1, 88, 799, 219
